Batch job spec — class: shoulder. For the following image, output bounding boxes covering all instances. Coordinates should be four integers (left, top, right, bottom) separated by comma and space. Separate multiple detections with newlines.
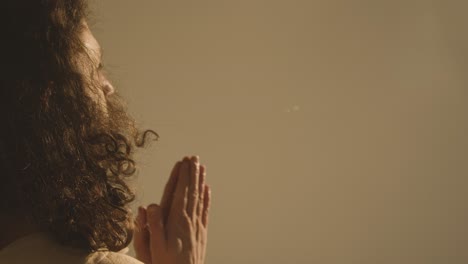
86, 250, 144, 264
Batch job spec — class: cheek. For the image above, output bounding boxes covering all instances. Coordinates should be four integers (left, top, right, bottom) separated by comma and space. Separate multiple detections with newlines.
84, 84, 109, 117
85, 85, 103, 103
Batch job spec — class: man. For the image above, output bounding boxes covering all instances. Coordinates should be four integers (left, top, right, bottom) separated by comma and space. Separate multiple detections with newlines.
0, 1, 211, 263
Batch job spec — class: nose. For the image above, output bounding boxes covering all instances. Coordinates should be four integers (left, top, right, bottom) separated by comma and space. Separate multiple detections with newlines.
102, 79, 115, 96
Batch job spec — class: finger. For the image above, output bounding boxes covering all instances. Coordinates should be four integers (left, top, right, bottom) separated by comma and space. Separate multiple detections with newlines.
133, 206, 152, 264
198, 216, 208, 264
187, 156, 199, 219
160, 161, 182, 226
197, 165, 206, 217
147, 204, 167, 255
167, 186, 193, 250
202, 185, 211, 228
196, 217, 205, 263
169, 158, 191, 220
200, 185, 211, 264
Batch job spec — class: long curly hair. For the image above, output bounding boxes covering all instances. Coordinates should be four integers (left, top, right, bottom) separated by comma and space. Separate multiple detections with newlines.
0, 1, 158, 252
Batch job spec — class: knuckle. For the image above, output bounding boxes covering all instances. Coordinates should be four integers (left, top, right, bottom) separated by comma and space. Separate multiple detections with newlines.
182, 211, 192, 222
197, 218, 204, 228
147, 217, 158, 229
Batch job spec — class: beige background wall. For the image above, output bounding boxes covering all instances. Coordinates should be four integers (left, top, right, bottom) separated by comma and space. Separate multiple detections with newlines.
90, 1, 468, 263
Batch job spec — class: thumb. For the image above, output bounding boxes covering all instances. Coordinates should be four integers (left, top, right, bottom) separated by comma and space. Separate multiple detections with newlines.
147, 203, 167, 254
133, 206, 152, 264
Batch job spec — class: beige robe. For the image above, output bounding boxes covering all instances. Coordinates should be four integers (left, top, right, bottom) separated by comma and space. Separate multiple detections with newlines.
0, 232, 144, 264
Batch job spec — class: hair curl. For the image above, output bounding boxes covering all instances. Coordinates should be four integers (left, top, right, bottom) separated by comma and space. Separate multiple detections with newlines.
0, 1, 158, 252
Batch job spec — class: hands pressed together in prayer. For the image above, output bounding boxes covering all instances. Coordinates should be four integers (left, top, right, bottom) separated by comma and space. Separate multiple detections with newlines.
133, 156, 211, 264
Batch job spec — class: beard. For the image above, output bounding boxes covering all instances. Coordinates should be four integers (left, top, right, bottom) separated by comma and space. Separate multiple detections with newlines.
84, 89, 156, 179
5, 84, 159, 251
95, 91, 138, 142
93, 91, 139, 174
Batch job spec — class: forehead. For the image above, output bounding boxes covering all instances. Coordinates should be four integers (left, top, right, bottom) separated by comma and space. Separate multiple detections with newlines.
81, 22, 101, 63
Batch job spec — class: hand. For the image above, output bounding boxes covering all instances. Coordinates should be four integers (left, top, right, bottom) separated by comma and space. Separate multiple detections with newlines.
133, 156, 211, 264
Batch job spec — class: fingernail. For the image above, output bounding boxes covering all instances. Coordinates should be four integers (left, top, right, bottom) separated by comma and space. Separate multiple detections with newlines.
147, 204, 158, 214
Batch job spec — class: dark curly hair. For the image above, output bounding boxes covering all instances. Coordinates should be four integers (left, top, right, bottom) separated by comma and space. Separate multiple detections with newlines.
0, 1, 158, 252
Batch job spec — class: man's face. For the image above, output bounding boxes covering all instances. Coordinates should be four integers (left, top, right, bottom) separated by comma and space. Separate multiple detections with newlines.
81, 22, 114, 117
